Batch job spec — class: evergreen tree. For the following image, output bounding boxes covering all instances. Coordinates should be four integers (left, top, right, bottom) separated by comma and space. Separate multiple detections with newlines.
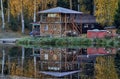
80, 0, 94, 15
114, 0, 120, 28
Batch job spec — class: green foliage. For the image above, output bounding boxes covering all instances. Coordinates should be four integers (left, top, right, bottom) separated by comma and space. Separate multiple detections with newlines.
17, 37, 120, 48
80, 0, 94, 14
9, 47, 22, 57
115, 50, 120, 77
57, 0, 69, 8
9, 16, 19, 31
114, 0, 120, 28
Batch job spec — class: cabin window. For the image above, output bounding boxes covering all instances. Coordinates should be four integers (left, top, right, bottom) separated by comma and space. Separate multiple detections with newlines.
91, 24, 94, 28
44, 25, 48, 31
48, 14, 59, 17
44, 54, 48, 60
84, 24, 88, 28
53, 25, 57, 30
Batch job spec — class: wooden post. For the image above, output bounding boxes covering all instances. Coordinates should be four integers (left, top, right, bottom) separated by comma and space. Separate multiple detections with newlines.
60, 13, 62, 37
65, 14, 67, 36
80, 15, 82, 35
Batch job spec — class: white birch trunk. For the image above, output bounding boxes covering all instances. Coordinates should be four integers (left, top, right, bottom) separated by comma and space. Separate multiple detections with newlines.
33, 0, 36, 22
78, 0, 80, 11
8, 0, 10, 22
1, 0, 5, 30
21, 0, 25, 33
21, 46, 25, 72
70, 0, 72, 9
2, 49, 5, 75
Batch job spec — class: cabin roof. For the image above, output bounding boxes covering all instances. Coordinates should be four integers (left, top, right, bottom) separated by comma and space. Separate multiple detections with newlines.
104, 26, 116, 29
74, 14, 96, 23
38, 7, 83, 14
39, 70, 81, 77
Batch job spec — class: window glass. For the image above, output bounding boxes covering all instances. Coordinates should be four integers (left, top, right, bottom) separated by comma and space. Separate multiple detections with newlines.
44, 25, 48, 31
48, 14, 59, 17
44, 54, 48, 60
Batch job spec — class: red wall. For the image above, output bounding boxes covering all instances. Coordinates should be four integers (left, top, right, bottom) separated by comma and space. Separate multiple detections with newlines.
87, 30, 107, 38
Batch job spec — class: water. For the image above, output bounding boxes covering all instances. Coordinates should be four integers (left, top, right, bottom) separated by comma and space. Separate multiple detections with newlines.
0, 44, 119, 79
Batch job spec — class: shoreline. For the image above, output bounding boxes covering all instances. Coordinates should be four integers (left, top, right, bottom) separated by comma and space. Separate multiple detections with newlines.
16, 37, 120, 47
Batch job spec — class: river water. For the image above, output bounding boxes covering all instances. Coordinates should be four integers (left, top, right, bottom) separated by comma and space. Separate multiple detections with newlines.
0, 44, 119, 79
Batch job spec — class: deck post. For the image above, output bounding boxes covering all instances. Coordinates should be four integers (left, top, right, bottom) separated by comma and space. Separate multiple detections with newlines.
65, 14, 67, 36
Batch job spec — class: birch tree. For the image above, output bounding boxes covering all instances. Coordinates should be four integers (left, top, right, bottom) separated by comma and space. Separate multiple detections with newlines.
1, 0, 5, 30
95, 0, 118, 26
21, 0, 25, 33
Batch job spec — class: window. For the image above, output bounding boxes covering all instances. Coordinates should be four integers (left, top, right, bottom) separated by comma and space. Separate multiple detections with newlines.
44, 54, 48, 60
48, 14, 59, 17
53, 25, 57, 30
84, 24, 88, 28
44, 25, 48, 31
91, 24, 94, 28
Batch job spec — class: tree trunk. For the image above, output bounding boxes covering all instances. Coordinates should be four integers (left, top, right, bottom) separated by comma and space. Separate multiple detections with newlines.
70, 0, 72, 9
1, 0, 5, 30
33, 0, 37, 22
2, 49, 5, 75
21, 0, 25, 33
78, 0, 80, 11
8, 0, 10, 22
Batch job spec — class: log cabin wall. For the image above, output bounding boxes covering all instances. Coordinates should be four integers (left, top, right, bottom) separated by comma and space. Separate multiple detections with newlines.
40, 13, 75, 37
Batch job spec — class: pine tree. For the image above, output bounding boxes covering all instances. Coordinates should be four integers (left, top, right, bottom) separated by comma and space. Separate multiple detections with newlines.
114, 0, 120, 28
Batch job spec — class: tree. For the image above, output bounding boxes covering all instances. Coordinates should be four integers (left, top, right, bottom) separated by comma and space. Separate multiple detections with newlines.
114, 0, 120, 28
95, 56, 118, 79
95, 0, 118, 26
115, 50, 120, 77
80, 0, 94, 15
1, 0, 5, 30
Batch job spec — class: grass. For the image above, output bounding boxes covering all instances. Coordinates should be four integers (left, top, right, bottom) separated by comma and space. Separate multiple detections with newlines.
16, 36, 120, 48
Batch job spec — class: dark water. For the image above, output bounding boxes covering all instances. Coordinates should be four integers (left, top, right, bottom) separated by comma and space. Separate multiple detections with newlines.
0, 44, 120, 79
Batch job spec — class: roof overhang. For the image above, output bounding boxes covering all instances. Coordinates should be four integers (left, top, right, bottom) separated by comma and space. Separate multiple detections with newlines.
38, 7, 83, 14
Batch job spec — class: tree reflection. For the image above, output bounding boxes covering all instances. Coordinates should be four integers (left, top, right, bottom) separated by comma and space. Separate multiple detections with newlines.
95, 55, 118, 79
115, 49, 120, 78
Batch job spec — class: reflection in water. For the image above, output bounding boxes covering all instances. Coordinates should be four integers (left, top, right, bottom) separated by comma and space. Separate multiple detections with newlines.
0, 45, 119, 79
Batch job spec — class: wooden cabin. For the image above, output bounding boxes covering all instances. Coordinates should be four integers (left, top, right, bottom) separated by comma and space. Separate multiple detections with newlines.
31, 7, 97, 37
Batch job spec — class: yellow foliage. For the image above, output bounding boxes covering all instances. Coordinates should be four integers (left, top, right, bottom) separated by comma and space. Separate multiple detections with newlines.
95, 56, 118, 79
95, 0, 118, 26
9, 0, 57, 17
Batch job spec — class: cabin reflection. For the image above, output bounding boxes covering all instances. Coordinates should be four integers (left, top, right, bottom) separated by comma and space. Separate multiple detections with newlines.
33, 48, 82, 78
32, 47, 116, 78
0, 46, 117, 79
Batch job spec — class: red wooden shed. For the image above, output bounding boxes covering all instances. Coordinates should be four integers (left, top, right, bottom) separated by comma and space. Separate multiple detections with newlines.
87, 29, 107, 38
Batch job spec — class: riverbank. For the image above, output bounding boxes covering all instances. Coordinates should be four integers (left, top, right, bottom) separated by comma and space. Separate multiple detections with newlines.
17, 37, 120, 47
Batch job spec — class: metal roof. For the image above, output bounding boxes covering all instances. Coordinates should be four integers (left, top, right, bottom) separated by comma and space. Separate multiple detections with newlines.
38, 7, 83, 14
